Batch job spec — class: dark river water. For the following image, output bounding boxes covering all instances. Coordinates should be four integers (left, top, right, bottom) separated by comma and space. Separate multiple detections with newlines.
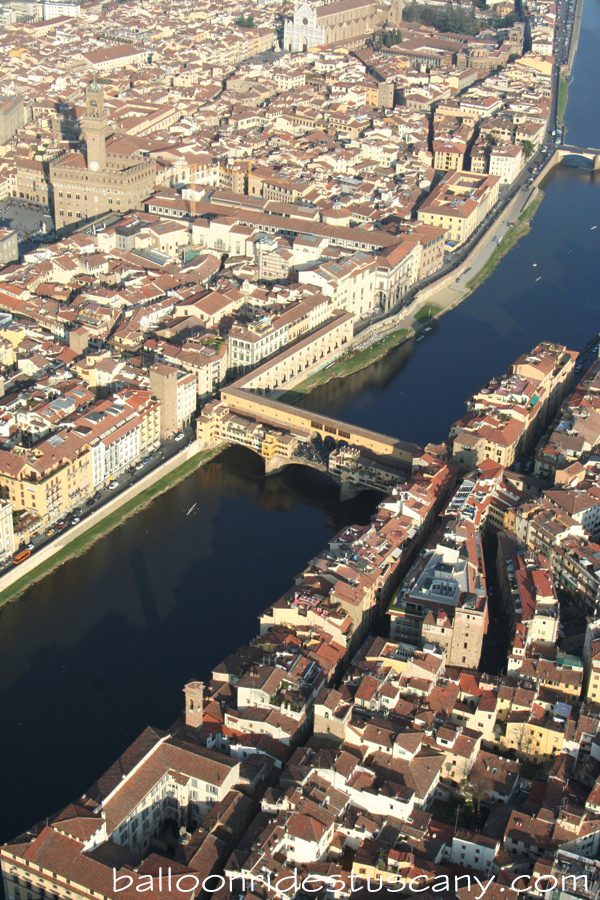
1, 0, 600, 847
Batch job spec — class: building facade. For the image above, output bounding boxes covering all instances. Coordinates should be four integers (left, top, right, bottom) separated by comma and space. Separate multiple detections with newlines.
0, 498, 15, 562
0, 229, 18, 267
149, 363, 196, 438
489, 144, 523, 185
284, 0, 402, 53
0, 94, 25, 145
50, 83, 156, 229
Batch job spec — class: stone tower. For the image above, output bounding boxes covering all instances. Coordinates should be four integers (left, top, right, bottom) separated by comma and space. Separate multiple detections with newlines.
388, 0, 403, 26
184, 681, 204, 728
82, 81, 108, 173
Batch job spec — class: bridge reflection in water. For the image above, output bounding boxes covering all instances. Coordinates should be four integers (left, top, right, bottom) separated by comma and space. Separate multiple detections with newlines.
196, 143, 600, 495
546, 144, 600, 173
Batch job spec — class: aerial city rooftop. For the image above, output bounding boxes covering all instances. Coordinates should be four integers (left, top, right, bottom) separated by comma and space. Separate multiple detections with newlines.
0, 0, 598, 897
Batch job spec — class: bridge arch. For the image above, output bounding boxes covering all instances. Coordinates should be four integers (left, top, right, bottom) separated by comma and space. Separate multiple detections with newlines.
217, 440, 344, 486
561, 153, 598, 168
556, 146, 600, 171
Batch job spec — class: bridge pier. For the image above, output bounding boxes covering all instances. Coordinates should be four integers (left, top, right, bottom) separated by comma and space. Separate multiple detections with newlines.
263, 455, 290, 475
262, 455, 379, 499
339, 481, 361, 501
594, 155, 600, 172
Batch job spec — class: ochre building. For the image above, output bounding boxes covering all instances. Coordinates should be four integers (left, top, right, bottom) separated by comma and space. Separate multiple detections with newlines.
50, 82, 156, 229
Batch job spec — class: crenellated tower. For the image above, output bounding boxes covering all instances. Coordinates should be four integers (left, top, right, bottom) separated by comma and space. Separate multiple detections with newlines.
82, 80, 108, 173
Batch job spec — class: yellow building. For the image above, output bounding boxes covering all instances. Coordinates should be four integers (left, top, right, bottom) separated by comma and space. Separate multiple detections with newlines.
522, 712, 565, 763
515, 54, 554, 78
365, 639, 409, 676
0, 432, 93, 526
585, 653, 600, 703
583, 621, 600, 704
451, 342, 576, 471
535, 659, 583, 699
14, 157, 52, 206
417, 170, 500, 246
261, 430, 296, 460
433, 137, 467, 172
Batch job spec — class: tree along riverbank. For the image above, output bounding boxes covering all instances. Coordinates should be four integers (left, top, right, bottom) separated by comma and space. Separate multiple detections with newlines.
281, 189, 546, 403
466, 192, 545, 292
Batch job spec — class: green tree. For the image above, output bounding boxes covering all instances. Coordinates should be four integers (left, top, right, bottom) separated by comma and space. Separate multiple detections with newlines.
234, 14, 255, 27
381, 28, 403, 45
401, 0, 479, 35
521, 139, 535, 159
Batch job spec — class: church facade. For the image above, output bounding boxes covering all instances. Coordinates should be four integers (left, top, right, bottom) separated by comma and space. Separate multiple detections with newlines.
284, 0, 402, 53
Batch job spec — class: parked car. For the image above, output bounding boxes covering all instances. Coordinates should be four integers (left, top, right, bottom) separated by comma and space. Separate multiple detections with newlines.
174, 432, 186, 442
108, 481, 119, 491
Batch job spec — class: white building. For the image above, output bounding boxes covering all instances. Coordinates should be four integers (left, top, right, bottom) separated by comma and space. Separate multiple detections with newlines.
489, 143, 523, 185
43, 0, 80, 18
450, 832, 499, 873
283, 0, 396, 53
229, 318, 290, 372
0, 499, 15, 562
298, 250, 378, 319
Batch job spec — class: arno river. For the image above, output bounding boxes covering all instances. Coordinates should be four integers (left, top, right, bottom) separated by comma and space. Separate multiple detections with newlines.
1, 0, 600, 847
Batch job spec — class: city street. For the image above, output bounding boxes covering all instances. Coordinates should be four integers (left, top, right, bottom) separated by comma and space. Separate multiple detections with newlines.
0, 424, 196, 574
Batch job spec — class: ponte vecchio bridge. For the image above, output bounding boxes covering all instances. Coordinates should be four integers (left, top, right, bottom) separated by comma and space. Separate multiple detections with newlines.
196, 311, 423, 497
197, 384, 421, 498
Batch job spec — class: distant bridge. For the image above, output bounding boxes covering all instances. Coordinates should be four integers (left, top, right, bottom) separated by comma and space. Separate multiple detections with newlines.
555, 145, 600, 169
198, 385, 422, 498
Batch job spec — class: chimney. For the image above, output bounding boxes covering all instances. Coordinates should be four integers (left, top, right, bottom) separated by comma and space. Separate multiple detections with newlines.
184, 681, 204, 728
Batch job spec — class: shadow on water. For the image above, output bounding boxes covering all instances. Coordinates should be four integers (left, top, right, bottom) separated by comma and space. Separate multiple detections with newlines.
294, 336, 417, 420
301, 167, 600, 446
3, 0, 600, 850
0, 445, 380, 843
1, 170, 600, 841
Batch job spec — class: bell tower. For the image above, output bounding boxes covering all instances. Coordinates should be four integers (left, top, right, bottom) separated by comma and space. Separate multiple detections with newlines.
82, 80, 108, 173
388, 0, 403, 26
184, 681, 204, 729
